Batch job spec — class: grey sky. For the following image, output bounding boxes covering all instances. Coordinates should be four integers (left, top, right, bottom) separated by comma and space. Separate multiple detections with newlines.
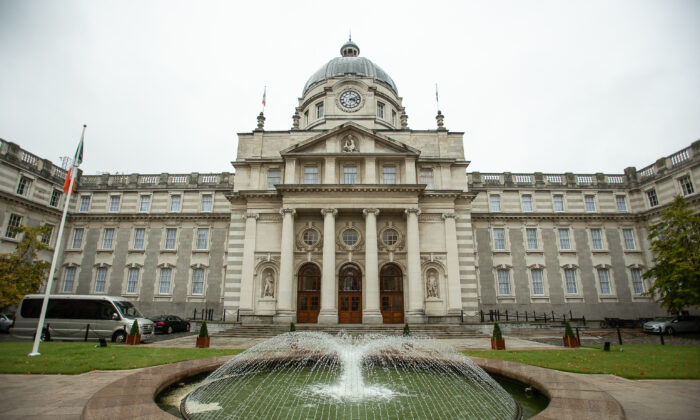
1, 0, 698, 176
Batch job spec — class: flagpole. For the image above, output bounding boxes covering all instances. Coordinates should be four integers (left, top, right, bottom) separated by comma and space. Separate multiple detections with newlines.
29, 125, 85, 356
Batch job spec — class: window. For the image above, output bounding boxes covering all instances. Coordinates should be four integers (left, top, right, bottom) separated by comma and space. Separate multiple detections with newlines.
304, 166, 318, 184
497, 269, 510, 295
79, 195, 91, 212
109, 195, 120, 212
170, 195, 181, 212
5, 214, 23, 238
392, 109, 397, 126
101, 228, 114, 249
304, 110, 309, 125
159, 268, 172, 294
382, 166, 396, 184
196, 228, 209, 250
526, 228, 538, 249
16, 176, 32, 196
49, 189, 62, 207
597, 268, 611, 294
164, 228, 177, 250
553, 195, 565, 212
493, 228, 506, 250
315, 102, 324, 119
40, 225, 54, 245
615, 195, 627, 212
590, 229, 603, 250
342, 229, 359, 246
678, 175, 694, 196
420, 169, 434, 188
631, 268, 644, 294
267, 169, 281, 189
382, 229, 398, 246
565, 269, 578, 294
646, 189, 658, 207
489, 195, 501, 212
558, 228, 571, 250
343, 166, 357, 184
192, 269, 204, 295
63, 267, 76, 292
126, 267, 139, 293
377, 102, 384, 118
133, 228, 145, 249
71, 228, 84, 248
95, 267, 107, 293
531, 269, 544, 295
521, 195, 533, 212
302, 229, 318, 246
622, 228, 636, 250
139, 195, 151, 212
584, 195, 596, 212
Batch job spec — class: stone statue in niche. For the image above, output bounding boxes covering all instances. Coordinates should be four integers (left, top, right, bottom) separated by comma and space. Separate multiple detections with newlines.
343, 134, 358, 152
426, 270, 439, 298
263, 271, 275, 297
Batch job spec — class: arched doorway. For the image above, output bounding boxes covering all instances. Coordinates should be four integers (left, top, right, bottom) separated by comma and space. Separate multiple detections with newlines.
380, 263, 404, 323
338, 263, 362, 324
297, 263, 320, 323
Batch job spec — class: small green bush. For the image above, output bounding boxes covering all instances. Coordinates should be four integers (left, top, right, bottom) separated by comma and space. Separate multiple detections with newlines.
403, 323, 411, 336
290, 322, 296, 332
199, 321, 209, 338
129, 320, 139, 336
492, 322, 503, 340
564, 321, 576, 338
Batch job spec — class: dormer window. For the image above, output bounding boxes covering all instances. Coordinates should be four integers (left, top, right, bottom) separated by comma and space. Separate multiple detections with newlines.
377, 102, 384, 119
316, 102, 324, 119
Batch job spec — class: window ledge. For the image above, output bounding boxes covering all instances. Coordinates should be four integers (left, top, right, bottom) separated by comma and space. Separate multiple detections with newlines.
525, 249, 544, 254
632, 295, 651, 302
154, 295, 172, 301
599, 295, 618, 302
496, 296, 516, 303
128, 249, 146, 254
623, 249, 642, 254
531, 296, 550, 303
492, 249, 511, 254
192, 249, 210, 254
559, 249, 577, 254
96, 249, 114, 253
65, 248, 83, 252
565, 296, 585, 303
186, 296, 206, 302
1, 237, 20, 244
160, 249, 177, 253
121, 293, 139, 297
592, 249, 609, 254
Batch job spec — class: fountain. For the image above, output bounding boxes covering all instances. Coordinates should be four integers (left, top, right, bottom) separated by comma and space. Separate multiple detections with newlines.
180, 331, 522, 419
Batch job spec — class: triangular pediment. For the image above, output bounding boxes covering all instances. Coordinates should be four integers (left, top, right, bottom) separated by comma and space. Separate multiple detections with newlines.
280, 122, 420, 156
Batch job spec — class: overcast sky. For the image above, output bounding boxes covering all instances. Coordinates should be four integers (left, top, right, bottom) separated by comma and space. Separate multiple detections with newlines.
1, 0, 698, 176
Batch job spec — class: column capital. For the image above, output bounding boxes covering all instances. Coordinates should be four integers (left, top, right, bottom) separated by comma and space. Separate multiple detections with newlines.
242, 212, 259, 220
279, 208, 296, 217
362, 208, 380, 217
441, 212, 458, 220
405, 208, 422, 217
321, 208, 338, 217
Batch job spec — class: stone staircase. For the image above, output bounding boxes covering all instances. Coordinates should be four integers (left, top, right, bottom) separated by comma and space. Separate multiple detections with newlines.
215, 324, 487, 339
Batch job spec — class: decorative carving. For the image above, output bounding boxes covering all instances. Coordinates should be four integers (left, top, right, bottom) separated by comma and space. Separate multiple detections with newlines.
321, 208, 338, 217
362, 208, 380, 217
337, 225, 364, 252
441, 212, 458, 220
405, 208, 422, 217
242, 212, 259, 220
343, 134, 359, 152
378, 224, 405, 252
296, 225, 323, 252
280, 208, 296, 217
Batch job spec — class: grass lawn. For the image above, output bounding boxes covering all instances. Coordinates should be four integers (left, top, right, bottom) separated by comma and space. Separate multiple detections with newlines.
0, 342, 243, 374
464, 345, 700, 379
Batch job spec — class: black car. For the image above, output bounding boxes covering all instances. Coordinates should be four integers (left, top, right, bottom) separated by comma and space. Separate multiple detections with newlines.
150, 315, 191, 334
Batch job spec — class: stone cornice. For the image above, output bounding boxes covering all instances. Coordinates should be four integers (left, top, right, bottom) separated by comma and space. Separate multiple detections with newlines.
471, 211, 641, 223
68, 212, 231, 223
275, 184, 426, 193
0, 190, 63, 217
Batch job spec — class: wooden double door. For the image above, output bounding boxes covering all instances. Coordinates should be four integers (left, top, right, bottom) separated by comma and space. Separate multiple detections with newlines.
380, 264, 404, 323
297, 263, 320, 323
338, 264, 362, 324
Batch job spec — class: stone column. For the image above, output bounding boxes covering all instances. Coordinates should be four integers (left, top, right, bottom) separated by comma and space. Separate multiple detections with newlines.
443, 213, 462, 316
274, 208, 296, 323
318, 208, 338, 324
238, 212, 259, 316
363, 208, 383, 323
405, 208, 424, 322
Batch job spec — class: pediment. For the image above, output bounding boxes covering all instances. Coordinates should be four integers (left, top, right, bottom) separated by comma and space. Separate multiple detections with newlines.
280, 122, 420, 156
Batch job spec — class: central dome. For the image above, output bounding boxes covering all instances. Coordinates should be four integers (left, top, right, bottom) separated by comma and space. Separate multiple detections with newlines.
302, 40, 398, 96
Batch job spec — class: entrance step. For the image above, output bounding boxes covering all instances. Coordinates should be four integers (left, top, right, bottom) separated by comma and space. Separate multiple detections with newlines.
215, 324, 488, 339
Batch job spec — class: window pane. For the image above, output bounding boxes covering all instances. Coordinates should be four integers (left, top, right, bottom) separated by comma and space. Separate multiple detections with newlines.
679, 175, 694, 196
170, 195, 181, 212
133, 228, 145, 249
377, 102, 384, 118
615, 196, 627, 212
585, 195, 596, 212
109, 196, 120, 212
559, 229, 571, 249
5, 214, 23, 238
40, 225, 53, 245
165, 228, 177, 249
139, 195, 151, 212
497, 270, 510, 295
63, 267, 76, 292
382, 229, 398, 246
382, 166, 396, 184
50, 190, 61, 207
526, 228, 538, 249
553, 195, 564, 212
531, 269, 544, 295
17, 176, 32, 196
159, 268, 172, 294
342, 229, 358, 246
72, 228, 84, 248
192, 269, 204, 294
304, 167, 318, 184
623, 229, 636, 250
80, 195, 91, 212
196, 228, 209, 249
127, 268, 139, 293
343, 166, 357, 184
493, 228, 505, 250
521, 195, 533, 212
598, 268, 611, 294
267, 170, 281, 189
647, 190, 658, 207
95, 267, 107, 293
565, 269, 578, 294
420, 169, 433, 188
316, 102, 324, 119
631, 268, 644, 294
102, 228, 114, 249
490, 195, 501, 212
591, 229, 603, 250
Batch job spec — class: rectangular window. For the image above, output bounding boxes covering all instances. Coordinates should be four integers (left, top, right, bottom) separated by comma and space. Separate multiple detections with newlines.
71, 228, 84, 249
316, 102, 324, 119
585, 195, 596, 212
679, 175, 694, 196
521, 195, 533, 212
5, 214, 23, 238
80, 195, 91, 212
392, 109, 397, 126
420, 169, 434, 188
497, 269, 510, 295
553, 195, 565, 212
558, 228, 571, 250
49, 189, 62, 207
40, 225, 54, 245
377, 102, 384, 118
647, 189, 658, 207
631, 268, 644, 294
159, 268, 172, 294
109, 195, 120, 212
16, 176, 32, 196
139, 195, 151, 212
598, 268, 611, 294
95, 267, 107, 293
304, 166, 318, 184
343, 166, 357, 184
196, 228, 209, 250
622, 228, 636, 250
591, 229, 603, 250
489, 195, 501, 212
201, 194, 213, 211
493, 228, 506, 250
531, 269, 544, 295
164, 228, 177, 250
192, 269, 204, 295
133, 228, 145, 249
382, 166, 396, 184
526, 228, 538, 249
267, 169, 281, 189
565, 269, 578, 294
127, 267, 139, 293
615, 195, 627, 212
102, 228, 115, 249
63, 267, 76, 292
170, 195, 181, 212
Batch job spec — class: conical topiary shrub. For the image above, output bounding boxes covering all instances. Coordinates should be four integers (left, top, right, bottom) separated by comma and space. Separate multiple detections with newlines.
196, 320, 210, 348
403, 323, 411, 337
491, 322, 505, 350
126, 320, 141, 345
563, 320, 579, 348
290, 322, 296, 332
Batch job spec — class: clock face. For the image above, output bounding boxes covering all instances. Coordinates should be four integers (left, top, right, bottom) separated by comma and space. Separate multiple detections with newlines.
339, 90, 361, 109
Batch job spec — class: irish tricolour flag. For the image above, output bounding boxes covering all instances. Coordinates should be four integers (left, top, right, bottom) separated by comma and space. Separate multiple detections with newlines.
62, 125, 85, 194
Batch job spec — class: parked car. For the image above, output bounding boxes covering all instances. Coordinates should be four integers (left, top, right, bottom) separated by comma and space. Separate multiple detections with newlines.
0, 314, 12, 333
149, 315, 191, 334
643, 316, 700, 335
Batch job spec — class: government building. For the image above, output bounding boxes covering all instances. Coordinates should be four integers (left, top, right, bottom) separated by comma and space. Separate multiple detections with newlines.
1, 40, 698, 324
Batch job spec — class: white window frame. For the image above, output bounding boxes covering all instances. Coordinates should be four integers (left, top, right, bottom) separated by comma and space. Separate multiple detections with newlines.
557, 227, 574, 251
49, 189, 62, 207
377, 101, 384, 119
62, 265, 78, 293
16, 174, 34, 197
552, 193, 565, 212
4, 213, 23, 239
343, 165, 358, 184
101, 228, 115, 250
489, 194, 501, 212
629, 266, 646, 296
529, 265, 549, 300
303, 165, 319, 184
108, 194, 121, 212
79, 194, 91, 212
521, 194, 533, 212
138, 194, 152, 213
615, 195, 628, 212
492, 227, 508, 251
40, 224, 55, 247
267, 168, 281, 189
419, 168, 434, 189
195, 227, 210, 251
621, 228, 637, 251
590, 227, 606, 251
71, 227, 85, 249
315, 102, 324, 119
93, 265, 109, 294
158, 266, 173, 295
494, 266, 515, 300
124, 265, 141, 295
382, 165, 397, 184
676, 173, 695, 197
163, 227, 178, 251
200, 193, 213, 212
132, 227, 146, 250
562, 265, 583, 301
191, 267, 206, 296
646, 188, 659, 208
595, 265, 617, 300
524, 227, 540, 251
169, 193, 182, 213
584, 194, 597, 212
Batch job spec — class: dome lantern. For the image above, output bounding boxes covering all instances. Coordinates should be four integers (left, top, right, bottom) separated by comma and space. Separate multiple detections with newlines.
340, 38, 360, 57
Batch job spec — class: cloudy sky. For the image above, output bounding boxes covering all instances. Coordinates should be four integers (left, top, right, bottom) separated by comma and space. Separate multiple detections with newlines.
1, 0, 698, 176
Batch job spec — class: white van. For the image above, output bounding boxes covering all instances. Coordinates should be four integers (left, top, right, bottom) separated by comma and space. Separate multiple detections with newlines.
11, 294, 154, 342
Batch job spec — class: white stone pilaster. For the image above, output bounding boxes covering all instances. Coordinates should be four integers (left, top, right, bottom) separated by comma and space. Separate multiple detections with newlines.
318, 208, 338, 324
405, 208, 425, 322
274, 207, 296, 323
443, 212, 462, 315
238, 212, 259, 315
363, 208, 383, 323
